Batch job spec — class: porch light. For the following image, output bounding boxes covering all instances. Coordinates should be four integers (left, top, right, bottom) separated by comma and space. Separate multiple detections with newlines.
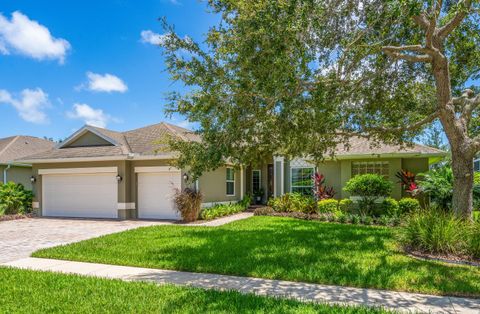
116, 175, 123, 182
30, 176, 36, 183
183, 173, 189, 181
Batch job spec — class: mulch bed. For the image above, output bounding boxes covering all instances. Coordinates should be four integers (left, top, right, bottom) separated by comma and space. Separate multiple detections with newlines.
0, 213, 35, 222
406, 250, 480, 267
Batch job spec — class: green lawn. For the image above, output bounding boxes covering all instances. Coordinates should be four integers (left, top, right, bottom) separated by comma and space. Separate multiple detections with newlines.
34, 216, 480, 297
0, 267, 388, 313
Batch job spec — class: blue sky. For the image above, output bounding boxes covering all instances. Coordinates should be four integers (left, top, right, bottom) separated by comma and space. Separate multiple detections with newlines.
0, 0, 219, 140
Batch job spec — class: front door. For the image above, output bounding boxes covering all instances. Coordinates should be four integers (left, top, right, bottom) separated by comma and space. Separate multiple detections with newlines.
267, 164, 274, 199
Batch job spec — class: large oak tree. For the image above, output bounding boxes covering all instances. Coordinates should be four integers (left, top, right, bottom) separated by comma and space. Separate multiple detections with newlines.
159, 0, 480, 219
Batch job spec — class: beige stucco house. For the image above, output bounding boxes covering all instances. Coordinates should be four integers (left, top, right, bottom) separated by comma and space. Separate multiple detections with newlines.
0, 136, 54, 189
18, 122, 446, 220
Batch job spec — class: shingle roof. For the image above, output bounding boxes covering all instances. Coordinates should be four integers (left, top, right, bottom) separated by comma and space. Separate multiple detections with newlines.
18, 122, 200, 161
334, 136, 446, 156
0, 136, 55, 164
18, 123, 446, 162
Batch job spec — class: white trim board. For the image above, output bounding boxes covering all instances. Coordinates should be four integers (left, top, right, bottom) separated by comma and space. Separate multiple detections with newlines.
38, 167, 118, 175
134, 166, 180, 173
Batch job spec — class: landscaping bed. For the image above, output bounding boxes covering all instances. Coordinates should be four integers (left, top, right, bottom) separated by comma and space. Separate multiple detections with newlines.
34, 216, 480, 297
0, 213, 34, 222
0, 267, 387, 313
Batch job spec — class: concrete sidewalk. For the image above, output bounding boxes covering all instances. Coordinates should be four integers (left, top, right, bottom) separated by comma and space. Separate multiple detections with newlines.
3, 257, 479, 313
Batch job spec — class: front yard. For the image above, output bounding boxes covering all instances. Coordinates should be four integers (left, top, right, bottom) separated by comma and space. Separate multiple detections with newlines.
34, 216, 480, 297
0, 267, 387, 313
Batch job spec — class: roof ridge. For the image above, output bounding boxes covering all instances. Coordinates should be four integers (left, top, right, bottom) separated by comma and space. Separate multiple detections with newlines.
162, 122, 189, 141
0, 136, 19, 158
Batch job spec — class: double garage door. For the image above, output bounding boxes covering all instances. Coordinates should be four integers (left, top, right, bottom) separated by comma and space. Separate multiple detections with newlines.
41, 168, 181, 220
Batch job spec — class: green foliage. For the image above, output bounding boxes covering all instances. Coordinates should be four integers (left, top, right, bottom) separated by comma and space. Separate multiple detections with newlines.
339, 198, 355, 213
399, 208, 480, 258
344, 174, 392, 215
417, 167, 454, 210
398, 198, 421, 215
173, 188, 203, 222
200, 203, 245, 220
238, 194, 252, 209
381, 197, 399, 217
0, 182, 33, 215
317, 199, 339, 214
267, 193, 317, 214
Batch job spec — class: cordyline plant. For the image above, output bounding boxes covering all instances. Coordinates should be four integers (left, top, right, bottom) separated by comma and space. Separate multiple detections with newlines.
396, 170, 419, 196
158, 0, 480, 220
312, 173, 336, 201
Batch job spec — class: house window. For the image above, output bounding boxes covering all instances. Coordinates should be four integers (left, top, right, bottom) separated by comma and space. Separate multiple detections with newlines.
226, 168, 235, 196
290, 167, 314, 195
252, 170, 261, 194
475, 159, 480, 172
351, 161, 389, 178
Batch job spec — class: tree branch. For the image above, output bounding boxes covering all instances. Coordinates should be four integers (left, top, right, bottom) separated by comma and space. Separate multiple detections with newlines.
363, 112, 439, 134
382, 45, 431, 53
413, 14, 430, 30
438, 0, 472, 39
382, 48, 433, 63
459, 89, 480, 120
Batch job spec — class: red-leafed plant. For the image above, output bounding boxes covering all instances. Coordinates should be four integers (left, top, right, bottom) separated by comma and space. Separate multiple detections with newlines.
312, 172, 336, 201
395, 170, 419, 196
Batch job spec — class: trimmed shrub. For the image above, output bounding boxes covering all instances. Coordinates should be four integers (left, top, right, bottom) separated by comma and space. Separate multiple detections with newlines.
398, 208, 467, 255
173, 188, 203, 222
343, 174, 392, 215
253, 206, 274, 216
381, 197, 399, 217
317, 199, 339, 214
200, 203, 244, 220
350, 214, 361, 224
0, 182, 33, 215
361, 215, 373, 225
339, 198, 355, 213
398, 198, 421, 215
268, 193, 316, 214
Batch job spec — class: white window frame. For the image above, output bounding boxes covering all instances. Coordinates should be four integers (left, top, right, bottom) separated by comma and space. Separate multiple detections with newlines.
226, 167, 235, 196
252, 169, 261, 194
351, 161, 389, 178
290, 166, 315, 194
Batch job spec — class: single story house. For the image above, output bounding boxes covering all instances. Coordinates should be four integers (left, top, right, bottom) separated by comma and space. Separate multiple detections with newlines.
0, 136, 55, 189
18, 122, 446, 220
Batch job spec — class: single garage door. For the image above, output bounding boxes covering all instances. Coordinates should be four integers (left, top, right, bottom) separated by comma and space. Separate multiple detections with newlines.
137, 172, 181, 220
42, 173, 118, 218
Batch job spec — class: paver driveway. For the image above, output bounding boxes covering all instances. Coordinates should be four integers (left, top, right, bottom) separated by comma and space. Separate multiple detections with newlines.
0, 218, 171, 263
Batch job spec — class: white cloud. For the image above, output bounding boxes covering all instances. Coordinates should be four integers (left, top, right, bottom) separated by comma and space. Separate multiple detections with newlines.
140, 30, 169, 46
67, 103, 113, 128
0, 11, 70, 63
78, 72, 128, 93
0, 88, 50, 124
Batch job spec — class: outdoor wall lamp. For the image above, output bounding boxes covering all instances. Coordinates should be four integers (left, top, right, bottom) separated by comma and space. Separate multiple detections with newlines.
30, 176, 36, 183
116, 175, 123, 182
183, 173, 189, 181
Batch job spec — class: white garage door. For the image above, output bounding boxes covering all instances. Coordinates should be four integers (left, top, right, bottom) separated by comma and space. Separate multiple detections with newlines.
42, 173, 118, 218
137, 172, 181, 220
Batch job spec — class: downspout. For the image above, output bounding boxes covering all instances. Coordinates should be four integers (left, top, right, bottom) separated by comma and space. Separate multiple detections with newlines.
3, 163, 11, 184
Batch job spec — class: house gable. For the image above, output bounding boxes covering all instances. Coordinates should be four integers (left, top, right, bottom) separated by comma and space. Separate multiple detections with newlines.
58, 126, 118, 149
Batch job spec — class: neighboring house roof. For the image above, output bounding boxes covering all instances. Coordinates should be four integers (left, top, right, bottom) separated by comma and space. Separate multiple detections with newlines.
332, 136, 446, 159
0, 136, 55, 165
19, 122, 201, 162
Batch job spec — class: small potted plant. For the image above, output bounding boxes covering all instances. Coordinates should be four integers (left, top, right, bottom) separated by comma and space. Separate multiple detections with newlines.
254, 188, 265, 205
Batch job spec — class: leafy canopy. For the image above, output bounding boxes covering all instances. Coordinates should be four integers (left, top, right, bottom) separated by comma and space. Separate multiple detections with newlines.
159, 0, 480, 178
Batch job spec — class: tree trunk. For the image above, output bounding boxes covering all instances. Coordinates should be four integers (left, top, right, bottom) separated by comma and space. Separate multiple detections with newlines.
451, 148, 474, 220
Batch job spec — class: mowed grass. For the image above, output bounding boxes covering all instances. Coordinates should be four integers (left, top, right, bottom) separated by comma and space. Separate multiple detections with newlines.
34, 216, 480, 297
0, 267, 389, 314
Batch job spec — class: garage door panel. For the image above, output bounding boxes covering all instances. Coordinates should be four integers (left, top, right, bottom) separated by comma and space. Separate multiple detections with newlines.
43, 173, 118, 218
138, 172, 181, 220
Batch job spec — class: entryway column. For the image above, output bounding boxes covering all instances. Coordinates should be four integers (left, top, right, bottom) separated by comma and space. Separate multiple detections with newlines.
273, 156, 285, 197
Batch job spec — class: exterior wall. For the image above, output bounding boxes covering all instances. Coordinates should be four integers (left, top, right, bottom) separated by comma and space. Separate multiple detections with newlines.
0, 165, 33, 190
67, 132, 112, 147
316, 161, 342, 199
198, 166, 242, 203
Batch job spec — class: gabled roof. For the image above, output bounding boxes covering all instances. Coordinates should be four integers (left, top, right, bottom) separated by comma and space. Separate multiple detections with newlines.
0, 136, 55, 164
19, 122, 200, 162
